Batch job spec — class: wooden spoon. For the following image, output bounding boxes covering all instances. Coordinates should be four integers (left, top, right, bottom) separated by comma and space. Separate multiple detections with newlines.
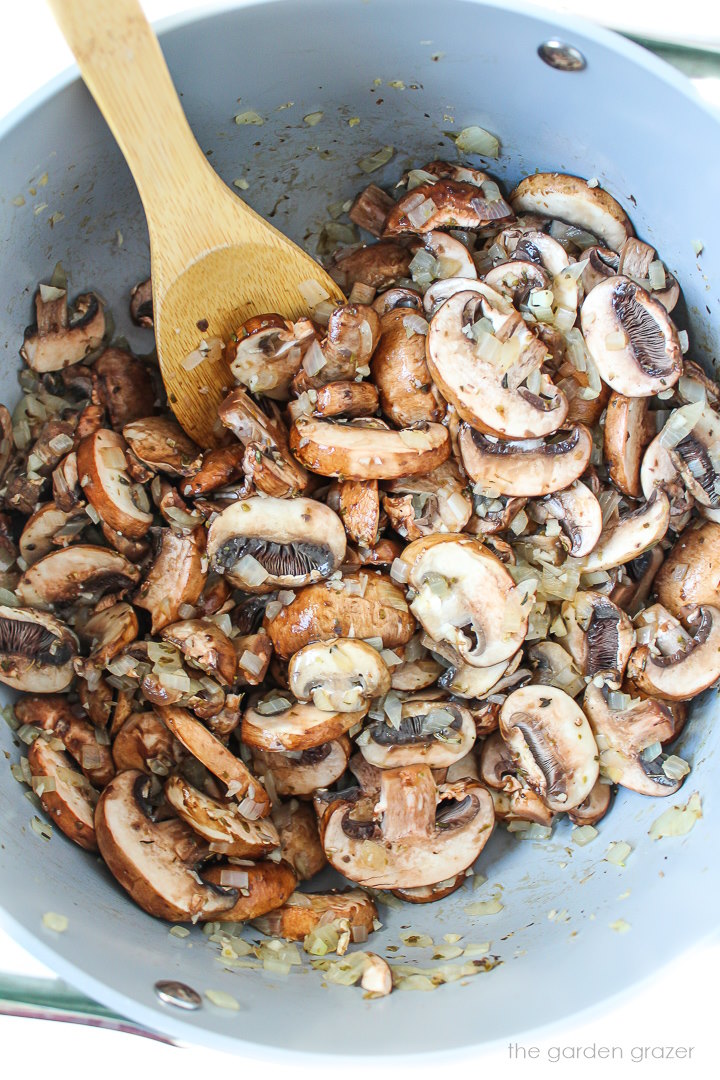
48, 0, 345, 446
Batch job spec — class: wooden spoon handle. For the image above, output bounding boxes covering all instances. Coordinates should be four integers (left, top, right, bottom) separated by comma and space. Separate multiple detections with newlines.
47, 0, 217, 231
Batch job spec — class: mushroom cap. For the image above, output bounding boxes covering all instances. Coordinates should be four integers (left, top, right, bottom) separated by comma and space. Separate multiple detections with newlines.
134, 526, 207, 633
358, 697, 476, 768
111, 711, 184, 774
655, 520, 720, 615
533, 480, 603, 558
391, 871, 467, 904
603, 393, 656, 498
122, 416, 202, 476
288, 637, 391, 712
164, 775, 279, 857
207, 495, 346, 591
95, 769, 238, 921
400, 534, 529, 668
16, 545, 141, 608
251, 888, 377, 941
459, 424, 592, 498
384, 179, 513, 235
274, 800, 327, 880
576, 490, 670, 573
202, 860, 298, 922
27, 738, 98, 851
76, 429, 153, 539
160, 619, 237, 686
242, 694, 366, 752
370, 308, 444, 427
425, 289, 568, 439
626, 604, 720, 700
499, 684, 599, 812
0, 606, 76, 693
251, 737, 351, 797
580, 276, 683, 397
509, 173, 634, 251
290, 416, 451, 480
21, 289, 106, 372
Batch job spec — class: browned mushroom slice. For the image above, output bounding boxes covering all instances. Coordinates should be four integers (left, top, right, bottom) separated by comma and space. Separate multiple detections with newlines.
274, 800, 327, 879
218, 388, 309, 497
181, 444, 247, 497
129, 277, 153, 328
321, 766, 494, 889
426, 289, 568, 439
640, 433, 694, 532
51, 451, 83, 513
627, 603, 720, 700
0, 606, 76, 693
252, 887, 377, 941
27, 738, 98, 851
531, 480, 602, 558
561, 592, 636, 689
337, 479, 380, 547
581, 276, 683, 396
76, 429, 153, 538
499, 685, 598, 812
576, 490, 670, 573
295, 380, 379, 421
665, 403, 720, 513
122, 417, 202, 477
459, 424, 592, 498
384, 179, 513, 235
243, 694, 366, 752
76, 601, 138, 676
0, 405, 13, 482
288, 638, 391, 712
227, 313, 309, 398
382, 461, 472, 541
509, 174, 633, 251
602, 393, 655, 498
201, 860, 297, 922
96, 770, 237, 921
16, 545, 140, 609
358, 697, 476, 768
252, 738, 351, 798
349, 183, 396, 236
164, 774, 279, 857
654, 520, 720, 615
266, 572, 415, 659
373, 286, 423, 317
159, 705, 270, 818
306, 304, 381, 385
392, 871, 468, 904
333, 240, 412, 291
290, 417, 450, 480
16, 694, 115, 788
583, 683, 684, 797
568, 780, 612, 826
19, 503, 79, 564
207, 496, 346, 592
160, 619, 237, 687
370, 308, 444, 427
20, 287, 105, 372
134, 526, 207, 633
400, 535, 529, 668
95, 349, 158, 431
112, 711, 184, 774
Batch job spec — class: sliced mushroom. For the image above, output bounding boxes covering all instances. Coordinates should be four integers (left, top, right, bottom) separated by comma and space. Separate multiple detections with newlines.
583, 683, 684, 797
243, 693, 366, 752
160, 620, 237, 686
0, 405, 13, 483
134, 526, 207, 633
336, 479, 380, 547
15, 694, 115, 788
332, 240, 413, 291
288, 638, 391, 712
308, 304, 381, 385
207, 496, 346, 592
581, 276, 682, 396
581, 246, 619, 295
19, 503, 83, 564
511, 230, 572, 278
164, 775, 279, 857
478, 731, 553, 826
372, 286, 423, 317
423, 230, 478, 279
531, 480, 602, 557
234, 632, 273, 688
483, 259, 551, 306
266, 572, 415, 659
618, 238, 680, 312
0, 606, 76, 692
626, 603, 720, 700
181, 444, 247, 497
459, 424, 592, 498
252, 889, 377, 941
201, 860, 297, 922
274, 800, 327, 879
227, 313, 310, 398
94, 348, 157, 431
74, 602, 139, 680
218, 389, 309, 498
422, 276, 485, 318
384, 179, 513, 235
391, 872, 468, 905
655, 520, 720, 615
666, 403, 720, 512
305, 380, 379, 420
603, 393, 655, 497
76, 429, 153, 538
370, 307, 445, 427
568, 780, 612, 826
21, 288, 105, 372
575, 490, 670, 573
561, 592, 636, 689
400, 535, 529, 668
290, 417, 450, 480
349, 182, 396, 236
610, 546, 665, 614
381, 459, 472, 540
358, 697, 476, 768
426, 289, 568, 439
499, 685, 599, 811
509, 174, 633, 251
51, 451, 83, 513
112, 711, 184, 775
16, 545, 140, 609
122, 417, 202, 477
320, 765, 494, 889
640, 433, 694, 532
27, 738, 98, 851
129, 277, 153, 328
95, 770, 237, 921
252, 738, 351, 798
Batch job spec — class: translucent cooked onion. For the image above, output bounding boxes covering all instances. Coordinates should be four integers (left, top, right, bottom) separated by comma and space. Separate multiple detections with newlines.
406, 198, 437, 228
239, 650, 264, 676
648, 260, 667, 290
255, 694, 292, 715
298, 279, 330, 309
649, 792, 702, 840
302, 339, 327, 377
454, 125, 500, 158
662, 755, 691, 780
357, 145, 395, 173
234, 554, 270, 586
572, 824, 598, 846
605, 841, 632, 866
403, 313, 429, 338
658, 400, 705, 449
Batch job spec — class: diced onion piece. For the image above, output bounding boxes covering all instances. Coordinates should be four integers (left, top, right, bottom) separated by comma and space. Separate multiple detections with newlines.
678, 329, 689, 354
605, 841, 632, 867
641, 741, 662, 762
398, 428, 433, 450
234, 553, 270, 586
454, 125, 500, 158
239, 650, 264, 676
406, 168, 437, 191
607, 691, 631, 712
304, 111, 323, 126
302, 339, 327, 377
648, 260, 666, 290
234, 111, 264, 125
42, 911, 68, 932
464, 893, 504, 916
658, 400, 705, 449
572, 824, 598, 846
678, 375, 706, 404
662, 755, 691, 780
158, 670, 191, 692
692, 239, 704, 256
357, 145, 395, 173
218, 868, 250, 888
255, 694, 292, 716
605, 331, 627, 350
205, 989, 241, 1010
648, 792, 702, 840
297, 279, 331, 309
407, 198, 437, 229
403, 313, 429, 338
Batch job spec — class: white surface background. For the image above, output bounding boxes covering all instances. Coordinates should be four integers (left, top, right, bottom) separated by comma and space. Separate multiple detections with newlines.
1, 2, 719, 1078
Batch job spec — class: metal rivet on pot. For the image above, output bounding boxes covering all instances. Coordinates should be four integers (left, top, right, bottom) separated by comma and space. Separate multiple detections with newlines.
154, 980, 202, 1010
537, 40, 587, 72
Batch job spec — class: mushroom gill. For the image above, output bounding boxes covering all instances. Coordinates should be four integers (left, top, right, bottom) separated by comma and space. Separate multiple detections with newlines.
511, 711, 567, 803
214, 536, 335, 579
0, 616, 71, 665
612, 281, 674, 379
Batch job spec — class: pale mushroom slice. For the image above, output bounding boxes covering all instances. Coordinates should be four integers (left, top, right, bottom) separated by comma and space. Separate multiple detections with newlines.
422, 276, 485, 317
227, 312, 310, 398
425, 289, 568, 439
218, 388, 309, 497
19, 502, 81, 565
381, 459, 472, 540
27, 738, 99, 851
372, 285, 423, 316
422, 230, 478, 279
266, 573, 416, 660
581, 246, 619, 294
483, 259, 551, 307
509, 174, 634, 251
0, 606, 76, 692
159, 705, 271, 818
384, 178, 513, 235
610, 547, 665, 614
164, 775, 279, 857
568, 780, 612, 826
122, 416, 202, 477
561, 592, 636, 689
358, 697, 476, 768
640, 433, 694, 532
304, 303, 381, 386
499, 684, 599, 812
160, 619, 237, 687
459, 424, 592, 498
95, 769, 237, 921
207, 496, 346, 592
664, 402, 720, 512
603, 393, 655, 497
626, 603, 720, 700
290, 416, 450, 480
16, 694, 115, 789
583, 683, 684, 797
242, 693, 366, 752
274, 800, 327, 880
617, 237, 680, 313
16, 545, 141, 609
252, 889, 378, 941
531, 480, 602, 557
654, 520, 720, 615
580, 276, 683, 397
320, 765, 494, 889
288, 638, 391, 713
252, 738, 351, 798
20, 287, 105, 372
134, 526, 207, 633
400, 535, 530, 668
370, 307, 445, 427
479, 731, 554, 827
437, 656, 510, 699
201, 861, 298, 922
76, 429, 153, 538
575, 490, 670, 573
